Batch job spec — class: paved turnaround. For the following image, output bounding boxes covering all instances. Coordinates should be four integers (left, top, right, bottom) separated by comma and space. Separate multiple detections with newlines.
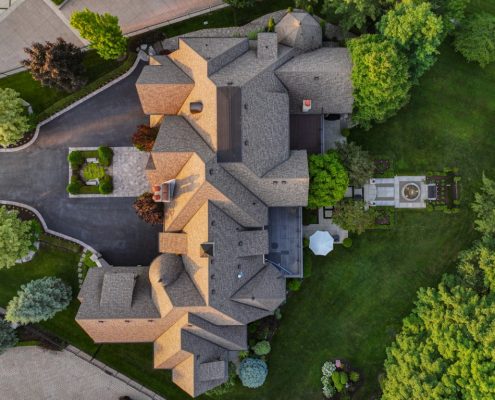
0, 63, 161, 266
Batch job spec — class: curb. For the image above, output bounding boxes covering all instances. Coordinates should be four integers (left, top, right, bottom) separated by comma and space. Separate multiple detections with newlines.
0, 200, 107, 267
0, 52, 144, 153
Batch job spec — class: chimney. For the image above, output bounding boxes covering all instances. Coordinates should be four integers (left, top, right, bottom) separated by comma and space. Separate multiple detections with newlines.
257, 32, 278, 60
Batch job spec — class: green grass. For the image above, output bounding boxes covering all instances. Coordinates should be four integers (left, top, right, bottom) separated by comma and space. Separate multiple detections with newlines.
0, 51, 120, 115
162, 0, 293, 37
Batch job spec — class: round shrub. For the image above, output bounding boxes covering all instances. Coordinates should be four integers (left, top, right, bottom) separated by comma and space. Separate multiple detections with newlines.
252, 340, 271, 356
239, 358, 268, 388
349, 371, 360, 382
342, 237, 353, 248
82, 163, 105, 181
67, 150, 84, 167
0, 319, 18, 354
287, 279, 302, 292
67, 181, 81, 195
341, 128, 350, 137
98, 146, 113, 167
98, 175, 113, 194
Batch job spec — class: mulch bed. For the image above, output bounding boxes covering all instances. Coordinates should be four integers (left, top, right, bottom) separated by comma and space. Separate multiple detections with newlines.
2, 204, 40, 223
4, 130, 36, 149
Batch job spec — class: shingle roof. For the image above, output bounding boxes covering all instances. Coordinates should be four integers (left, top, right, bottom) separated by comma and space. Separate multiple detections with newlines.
276, 47, 353, 114
100, 272, 136, 309
275, 12, 322, 51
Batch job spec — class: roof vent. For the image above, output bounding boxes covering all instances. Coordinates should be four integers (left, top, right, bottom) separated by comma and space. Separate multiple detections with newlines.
201, 242, 214, 257
237, 271, 244, 279
190, 101, 203, 114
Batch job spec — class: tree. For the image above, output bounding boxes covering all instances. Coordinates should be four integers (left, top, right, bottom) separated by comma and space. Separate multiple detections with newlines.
421, 0, 470, 32
132, 125, 158, 152
0, 320, 18, 355
5, 277, 72, 325
378, 0, 444, 82
472, 173, 495, 237
0, 206, 35, 270
70, 8, 127, 60
335, 141, 375, 186
382, 244, 495, 400
239, 358, 268, 388
252, 340, 271, 356
332, 200, 376, 234
347, 34, 411, 129
22, 38, 86, 93
0, 88, 30, 148
308, 151, 349, 209
322, 0, 393, 31
133, 192, 164, 224
455, 12, 495, 68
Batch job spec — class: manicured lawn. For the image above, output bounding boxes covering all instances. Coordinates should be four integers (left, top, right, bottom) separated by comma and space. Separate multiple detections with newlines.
0, 51, 120, 114
162, 0, 293, 37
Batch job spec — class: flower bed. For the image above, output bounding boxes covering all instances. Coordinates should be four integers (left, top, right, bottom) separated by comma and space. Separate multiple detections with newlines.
371, 207, 395, 230
66, 147, 114, 196
321, 359, 361, 399
373, 158, 394, 177
426, 168, 461, 213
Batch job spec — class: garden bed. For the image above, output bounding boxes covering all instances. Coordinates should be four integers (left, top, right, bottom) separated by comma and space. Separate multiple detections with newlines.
67, 147, 114, 196
426, 168, 461, 212
373, 158, 394, 178
371, 207, 395, 230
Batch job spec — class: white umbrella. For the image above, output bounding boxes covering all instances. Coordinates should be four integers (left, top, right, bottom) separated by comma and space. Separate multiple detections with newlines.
309, 231, 334, 256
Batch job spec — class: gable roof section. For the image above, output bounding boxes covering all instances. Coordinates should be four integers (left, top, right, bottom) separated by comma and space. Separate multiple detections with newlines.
231, 264, 285, 311
181, 37, 249, 76
100, 272, 136, 309
275, 12, 322, 51
275, 47, 353, 114
136, 57, 194, 115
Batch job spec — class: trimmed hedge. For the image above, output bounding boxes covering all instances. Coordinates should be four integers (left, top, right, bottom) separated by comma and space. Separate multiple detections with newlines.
99, 175, 113, 194
98, 146, 113, 167
37, 52, 137, 123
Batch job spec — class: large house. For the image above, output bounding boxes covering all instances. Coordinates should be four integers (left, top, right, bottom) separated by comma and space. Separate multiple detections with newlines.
76, 11, 352, 397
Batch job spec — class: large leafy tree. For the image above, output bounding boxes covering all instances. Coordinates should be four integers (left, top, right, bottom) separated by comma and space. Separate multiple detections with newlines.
378, 0, 444, 82
70, 8, 127, 60
22, 38, 87, 93
0, 206, 34, 269
472, 173, 495, 237
335, 141, 374, 186
332, 200, 376, 234
421, 0, 470, 32
322, 0, 394, 31
455, 12, 495, 68
382, 244, 495, 400
0, 88, 30, 148
5, 277, 72, 325
348, 35, 411, 128
308, 151, 349, 209
133, 192, 164, 224
0, 320, 18, 355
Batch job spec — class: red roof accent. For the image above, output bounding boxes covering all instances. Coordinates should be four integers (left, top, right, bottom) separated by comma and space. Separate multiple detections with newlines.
304, 99, 311, 107
153, 194, 161, 201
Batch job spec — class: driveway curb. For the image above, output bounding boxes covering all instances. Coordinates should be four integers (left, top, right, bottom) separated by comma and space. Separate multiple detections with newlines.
0, 51, 145, 153
0, 200, 108, 267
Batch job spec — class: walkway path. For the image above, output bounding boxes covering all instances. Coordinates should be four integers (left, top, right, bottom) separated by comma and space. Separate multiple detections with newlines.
0, 346, 163, 400
0, 63, 161, 266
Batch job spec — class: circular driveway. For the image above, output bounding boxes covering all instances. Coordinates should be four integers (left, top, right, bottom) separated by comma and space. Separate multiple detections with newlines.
0, 63, 160, 266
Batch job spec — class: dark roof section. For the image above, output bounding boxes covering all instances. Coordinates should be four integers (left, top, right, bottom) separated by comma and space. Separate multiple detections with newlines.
217, 86, 242, 163
290, 113, 323, 154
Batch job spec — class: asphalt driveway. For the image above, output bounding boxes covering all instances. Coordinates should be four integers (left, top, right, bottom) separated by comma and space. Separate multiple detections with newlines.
0, 62, 161, 266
